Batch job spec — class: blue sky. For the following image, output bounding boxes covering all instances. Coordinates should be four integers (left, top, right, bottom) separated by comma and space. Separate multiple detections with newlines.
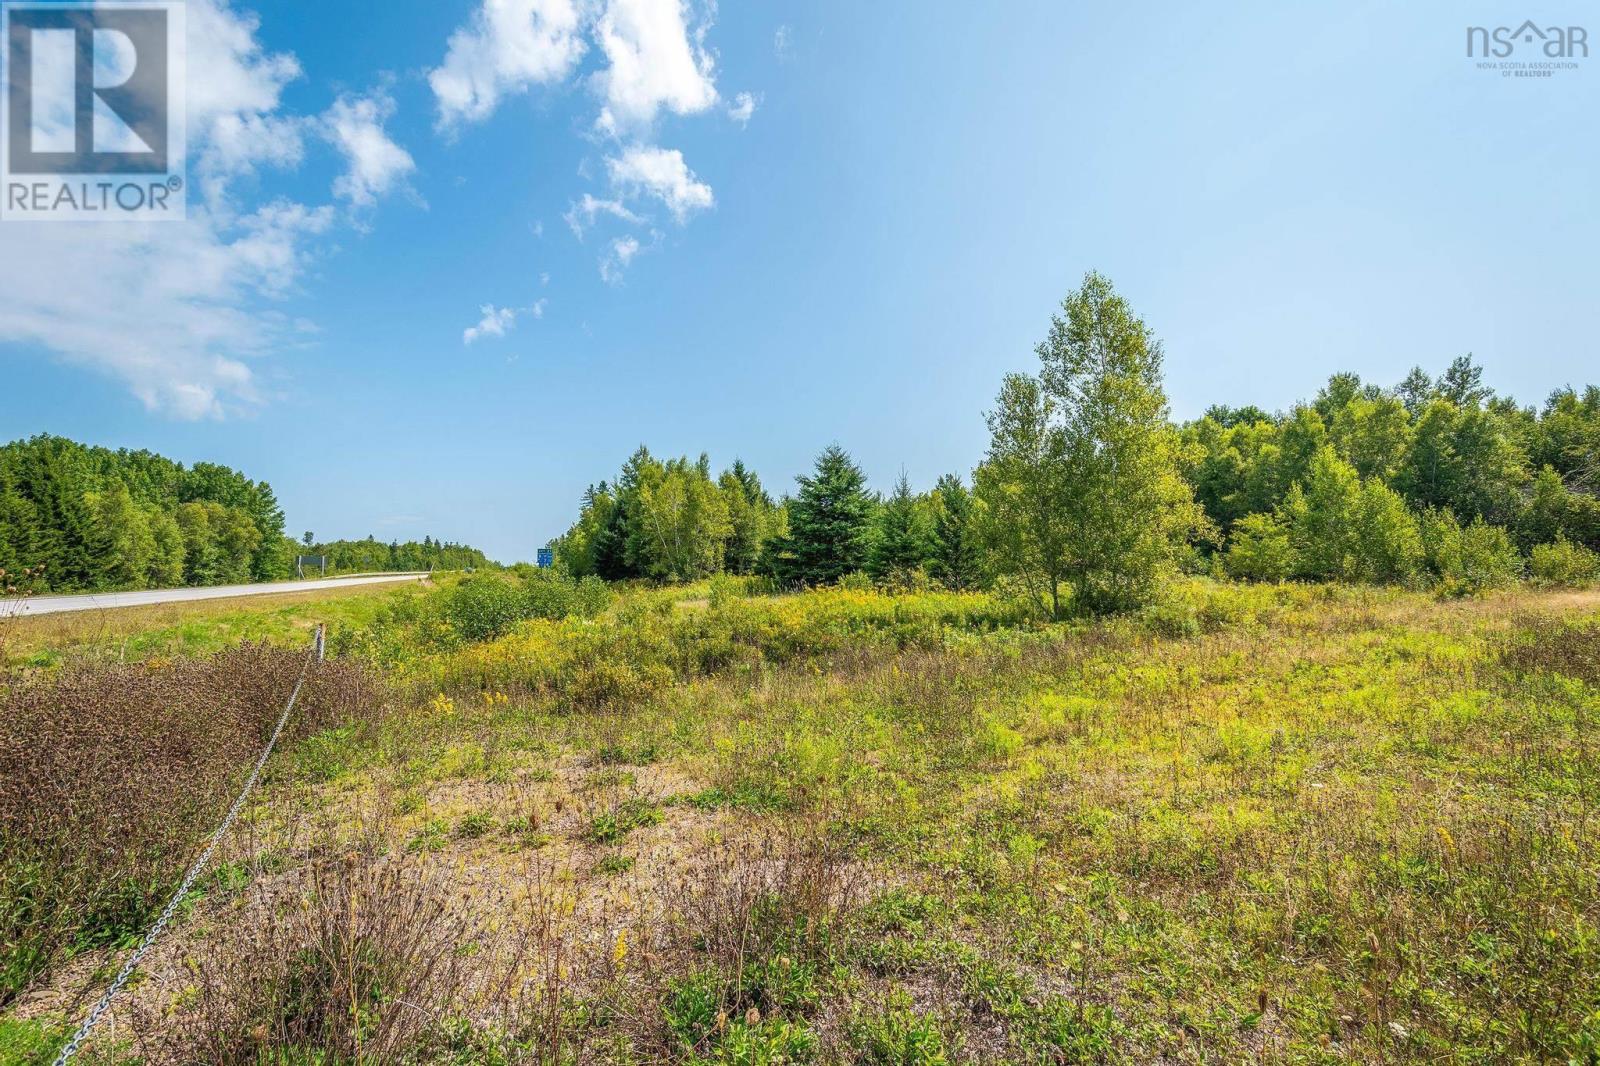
2, 0, 1596, 562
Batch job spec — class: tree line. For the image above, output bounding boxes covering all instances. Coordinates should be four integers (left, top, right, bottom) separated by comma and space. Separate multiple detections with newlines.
300, 535, 494, 575
0, 436, 495, 594
555, 273, 1600, 615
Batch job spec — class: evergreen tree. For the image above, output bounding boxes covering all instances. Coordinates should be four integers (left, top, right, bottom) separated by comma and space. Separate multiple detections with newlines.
772, 445, 876, 586
928, 474, 983, 590
869, 470, 930, 580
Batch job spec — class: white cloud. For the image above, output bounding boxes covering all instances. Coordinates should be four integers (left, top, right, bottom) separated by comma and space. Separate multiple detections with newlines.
463, 304, 519, 344
321, 91, 416, 207
0, 0, 407, 420
592, 0, 717, 133
563, 192, 642, 236
187, 0, 301, 123
605, 144, 713, 221
0, 202, 332, 418
727, 91, 758, 126
463, 298, 546, 344
186, 0, 305, 205
429, 0, 587, 129
773, 24, 792, 60
198, 113, 305, 202
599, 235, 643, 283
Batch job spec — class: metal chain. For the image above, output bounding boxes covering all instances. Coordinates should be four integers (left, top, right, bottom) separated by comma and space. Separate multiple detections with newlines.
51, 625, 325, 1066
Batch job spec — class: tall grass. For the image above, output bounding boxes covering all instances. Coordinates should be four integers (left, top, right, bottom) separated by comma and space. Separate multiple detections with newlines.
0, 645, 382, 1004
4, 580, 1599, 1062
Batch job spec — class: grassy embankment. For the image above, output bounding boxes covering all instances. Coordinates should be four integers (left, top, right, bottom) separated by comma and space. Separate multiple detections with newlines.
0, 578, 444, 669
2, 576, 1598, 1064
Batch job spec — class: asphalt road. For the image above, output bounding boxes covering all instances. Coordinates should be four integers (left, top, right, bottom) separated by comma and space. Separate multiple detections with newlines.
0, 573, 431, 618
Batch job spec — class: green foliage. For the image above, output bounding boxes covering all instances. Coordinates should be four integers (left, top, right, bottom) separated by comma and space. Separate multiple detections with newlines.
1350, 478, 1425, 583
540, 293, 1599, 602
847, 996, 953, 1064
869, 471, 932, 582
1529, 537, 1600, 588
0, 434, 285, 591
1276, 449, 1423, 583
0, 1019, 136, 1066
432, 571, 611, 645
583, 798, 661, 844
1182, 356, 1600, 592
686, 1020, 818, 1065
976, 273, 1204, 616
1223, 512, 1294, 581
1422, 510, 1522, 596
973, 371, 1072, 619
556, 450, 778, 583
305, 534, 494, 575
442, 575, 531, 643
927, 474, 983, 590
771, 445, 878, 587
721, 460, 782, 576
628, 451, 734, 581
1519, 466, 1600, 549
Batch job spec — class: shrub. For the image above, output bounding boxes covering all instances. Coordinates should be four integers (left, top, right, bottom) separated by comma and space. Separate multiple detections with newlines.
442, 574, 528, 642
1422, 510, 1522, 597
417, 586, 1037, 704
0, 646, 382, 1004
1223, 512, 1295, 581
523, 570, 611, 620
1529, 537, 1600, 588
1349, 480, 1424, 583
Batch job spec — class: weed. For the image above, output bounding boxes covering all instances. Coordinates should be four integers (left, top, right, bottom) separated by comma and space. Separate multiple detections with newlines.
847, 994, 953, 1065
453, 811, 498, 839
583, 798, 662, 844
170, 855, 475, 1063
406, 818, 450, 853
0, 645, 381, 1004
595, 854, 636, 876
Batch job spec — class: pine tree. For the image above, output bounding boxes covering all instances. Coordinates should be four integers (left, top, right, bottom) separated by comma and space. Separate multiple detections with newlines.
869, 470, 929, 580
929, 474, 983, 589
772, 445, 876, 586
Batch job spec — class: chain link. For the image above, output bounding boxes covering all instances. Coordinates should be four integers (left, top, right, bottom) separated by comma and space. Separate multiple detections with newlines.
51, 625, 324, 1066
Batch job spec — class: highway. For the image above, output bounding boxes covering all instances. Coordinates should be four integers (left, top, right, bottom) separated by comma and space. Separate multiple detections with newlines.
0, 572, 430, 618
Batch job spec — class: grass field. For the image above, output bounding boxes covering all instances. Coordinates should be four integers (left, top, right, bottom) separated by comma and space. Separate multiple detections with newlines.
2, 578, 1598, 1064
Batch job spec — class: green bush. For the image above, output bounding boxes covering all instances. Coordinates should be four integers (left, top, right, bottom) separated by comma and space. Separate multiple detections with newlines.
1224, 512, 1295, 582
1529, 537, 1600, 588
1422, 510, 1522, 597
522, 570, 611, 620
442, 574, 527, 642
